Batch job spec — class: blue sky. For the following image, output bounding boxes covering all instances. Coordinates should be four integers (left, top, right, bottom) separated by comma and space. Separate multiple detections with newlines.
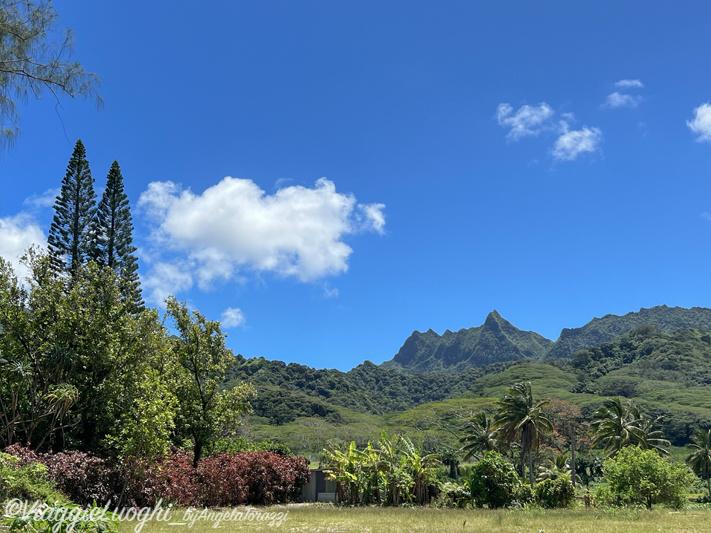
2, 1, 711, 371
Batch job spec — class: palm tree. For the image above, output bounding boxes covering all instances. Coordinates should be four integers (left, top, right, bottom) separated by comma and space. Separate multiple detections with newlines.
461, 411, 499, 461
635, 417, 670, 455
493, 382, 553, 488
686, 428, 711, 500
590, 398, 669, 457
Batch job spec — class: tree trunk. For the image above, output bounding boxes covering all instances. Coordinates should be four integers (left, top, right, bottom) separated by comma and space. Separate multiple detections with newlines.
193, 439, 203, 468
570, 421, 576, 488
528, 446, 534, 488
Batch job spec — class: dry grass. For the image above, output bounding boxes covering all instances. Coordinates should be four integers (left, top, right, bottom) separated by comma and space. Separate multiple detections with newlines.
117, 504, 711, 533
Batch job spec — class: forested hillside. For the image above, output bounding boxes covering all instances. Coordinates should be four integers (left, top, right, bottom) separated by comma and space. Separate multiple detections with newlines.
237, 325, 711, 458
546, 305, 711, 359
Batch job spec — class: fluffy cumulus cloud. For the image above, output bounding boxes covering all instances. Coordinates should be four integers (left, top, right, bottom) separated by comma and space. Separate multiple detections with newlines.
552, 125, 603, 161
496, 103, 554, 140
0, 214, 46, 279
687, 103, 711, 143
138, 177, 385, 303
221, 307, 245, 328
496, 101, 602, 162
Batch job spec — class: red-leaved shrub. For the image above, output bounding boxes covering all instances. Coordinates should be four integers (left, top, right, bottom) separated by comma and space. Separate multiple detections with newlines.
4, 445, 309, 507
227, 451, 310, 505
196, 453, 247, 506
119, 450, 199, 507
40, 450, 111, 505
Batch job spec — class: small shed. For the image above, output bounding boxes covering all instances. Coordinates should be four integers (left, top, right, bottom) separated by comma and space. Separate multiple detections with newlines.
301, 468, 338, 503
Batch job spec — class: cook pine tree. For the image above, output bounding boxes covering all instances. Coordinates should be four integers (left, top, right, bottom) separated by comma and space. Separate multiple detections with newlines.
90, 160, 144, 311
47, 139, 97, 276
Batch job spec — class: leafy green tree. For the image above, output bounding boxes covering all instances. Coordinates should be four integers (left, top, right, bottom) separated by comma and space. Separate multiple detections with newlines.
468, 451, 522, 508
461, 411, 498, 461
90, 160, 143, 312
601, 445, 694, 509
166, 297, 255, 466
0, 252, 177, 455
685, 428, 711, 500
47, 139, 97, 276
0, 0, 100, 150
493, 381, 553, 487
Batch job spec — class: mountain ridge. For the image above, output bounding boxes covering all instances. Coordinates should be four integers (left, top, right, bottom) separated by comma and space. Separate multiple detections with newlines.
380, 305, 711, 373
380, 310, 553, 374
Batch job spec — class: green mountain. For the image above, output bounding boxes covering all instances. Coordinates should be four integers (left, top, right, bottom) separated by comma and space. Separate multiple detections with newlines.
546, 305, 711, 359
380, 310, 553, 374
240, 327, 711, 457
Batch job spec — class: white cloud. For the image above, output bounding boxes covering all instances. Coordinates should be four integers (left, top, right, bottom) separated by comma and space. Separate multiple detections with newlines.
552, 125, 602, 161
23, 188, 60, 209
615, 79, 644, 89
221, 307, 245, 328
0, 214, 46, 280
687, 103, 711, 143
604, 91, 642, 109
141, 261, 194, 305
138, 177, 385, 298
496, 102, 554, 140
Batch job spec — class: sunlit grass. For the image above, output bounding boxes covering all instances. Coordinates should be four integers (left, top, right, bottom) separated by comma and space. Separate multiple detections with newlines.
118, 505, 711, 533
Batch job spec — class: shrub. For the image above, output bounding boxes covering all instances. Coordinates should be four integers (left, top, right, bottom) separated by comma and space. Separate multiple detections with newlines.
468, 451, 522, 509
0, 452, 67, 504
534, 475, 575, 508
514, 483, 535, 506
120, 450, 199, 507
432, 482, 471, 508
41, 451, 111, 505
196, 453, 247, 506
601, 446, 696, 509
226, 451, 310, 505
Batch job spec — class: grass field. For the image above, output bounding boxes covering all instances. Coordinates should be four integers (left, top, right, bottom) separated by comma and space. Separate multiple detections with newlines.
118, 505, 711, 533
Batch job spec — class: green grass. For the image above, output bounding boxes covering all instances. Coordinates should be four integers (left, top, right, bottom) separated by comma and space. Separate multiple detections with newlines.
118, 505, 711, 533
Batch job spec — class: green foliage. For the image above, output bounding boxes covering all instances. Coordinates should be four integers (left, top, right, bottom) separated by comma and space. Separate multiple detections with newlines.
685, 428, 711, 500
467, 451, 522, 508
0, 1, 100, 150
322, 433, 440, 506
534, 475, 575, 508
461, 411, 498, 461
548, 305, 711, 359
166, 296, 255, 465
3, 502, 118, 533
47, 140, 97, 276
600, 446, 695, 509
226, 355, 510, 420
493, 381, 553, 487
590, 397, 670, 457
0, 452, 67, 504
90, 160, 143, 312
0, 254, 179, 457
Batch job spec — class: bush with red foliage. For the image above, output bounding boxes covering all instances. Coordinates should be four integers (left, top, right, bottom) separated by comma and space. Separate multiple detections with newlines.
3, 443, 39, 467
120, 450, 199, 507
4, 445, 309, 507
226, 451, 310, 505
40, 450, 111, 505
196, 453, 247, 506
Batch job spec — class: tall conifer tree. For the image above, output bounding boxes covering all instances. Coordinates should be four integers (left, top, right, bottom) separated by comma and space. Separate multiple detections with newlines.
91, 160, 144, 312
48, 139, 97, 276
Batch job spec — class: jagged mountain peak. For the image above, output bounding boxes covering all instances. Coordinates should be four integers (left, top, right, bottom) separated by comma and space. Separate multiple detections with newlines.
381, 311, 553, 374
